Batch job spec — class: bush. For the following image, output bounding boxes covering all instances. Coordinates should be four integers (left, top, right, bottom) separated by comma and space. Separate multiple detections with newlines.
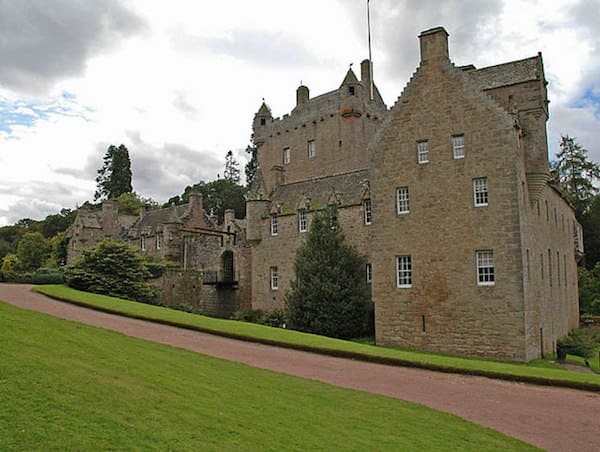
261, 308, 287, 328
144, 261, 171, 279
65, 238, 155, 303
231, 309, 264, 323
557, 328, 599, 358
31, 267, 65, 285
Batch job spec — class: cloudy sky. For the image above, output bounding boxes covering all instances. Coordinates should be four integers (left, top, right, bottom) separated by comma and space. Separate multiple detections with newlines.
1, 0, 599, 226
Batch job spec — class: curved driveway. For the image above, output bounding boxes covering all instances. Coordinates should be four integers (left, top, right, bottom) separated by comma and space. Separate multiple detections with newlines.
1, 284, 598, 451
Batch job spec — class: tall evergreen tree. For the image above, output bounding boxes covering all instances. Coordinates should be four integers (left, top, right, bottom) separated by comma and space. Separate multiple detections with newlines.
223, 150, 241, 184
286, 205, 370, 339
245, 143, 258, 188
95, 144, 133, 200
551, 135, 600, 219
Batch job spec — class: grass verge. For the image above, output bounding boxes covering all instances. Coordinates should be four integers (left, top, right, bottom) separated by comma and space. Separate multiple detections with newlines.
34, 285, 600, 391
0, 301, 539, 451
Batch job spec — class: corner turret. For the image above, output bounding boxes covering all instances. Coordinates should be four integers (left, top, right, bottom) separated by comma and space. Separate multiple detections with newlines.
253, 102, 273, 146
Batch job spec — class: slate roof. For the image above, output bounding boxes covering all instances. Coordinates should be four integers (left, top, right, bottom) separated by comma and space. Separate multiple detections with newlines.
466, 56, 541, 91
271, 169, 370, 215
136, 204, 190, 229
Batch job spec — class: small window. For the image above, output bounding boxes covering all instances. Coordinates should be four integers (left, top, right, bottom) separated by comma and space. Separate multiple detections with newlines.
270, 215, 279, 236
349, 86, 355, 95
260, 118, 266, 126
396, 255, 412, 288
307, 140, 316, 159
283, 147, 290, 165
473, 178, 488, 207
366, 263, 372, 283
452, 135, 465, 159
141, 236, 146, 252
397, 187, 410, 214
364, 199, 372, 225
270, 266, 279, 290
168, 231, 174, 241
417, 141, 429, 164
298, 209, 308, 233
156, 234, 161, 251
476, 250, 495, 286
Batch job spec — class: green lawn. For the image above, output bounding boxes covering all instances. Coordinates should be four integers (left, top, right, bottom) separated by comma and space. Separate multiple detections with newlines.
0, 301, 538, 451
34, 285, 600, 391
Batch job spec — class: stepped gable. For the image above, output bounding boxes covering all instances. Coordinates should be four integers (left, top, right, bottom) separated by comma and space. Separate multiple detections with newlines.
270, 169, 369, 215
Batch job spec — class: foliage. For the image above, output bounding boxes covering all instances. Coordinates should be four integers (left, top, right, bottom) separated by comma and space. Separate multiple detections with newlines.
579, 263, 600, 315
17, 232, 50, 272
286, 205, 370, 339
245, 143, 258, 187
165, 178, 247, 223
144, 261, 174, 279
261, 308, 287, 328
116, 192, 158, 216
39, 208, 76, 238
231, 308, 264, 323
557, 327, 599, 358
550, 135, 600, 219
1, 253, 20, 272
47, 232, 69, 268
30, 267, 65, 284
94, 144, 133, 201
0, 270, 33, 283
580, 195, 600, 269
223, 150, 241, 183
33, 285, 600, 388
64, 238, 155, 303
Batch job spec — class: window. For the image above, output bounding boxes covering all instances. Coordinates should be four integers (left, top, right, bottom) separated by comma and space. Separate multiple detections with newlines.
260, 118, 266, 126
476, 250, 495, 286
156, 233, 161, 251
141, 236, 146, 252
298, 209, 307, 233
364, 199, 372, 225
366, 263, 372, 283
417, 141, 429, 164
396, 255, 412, 288
270, 215, 279, 236
452, 135, 465, 159
396, 187, 410, 214
270, 266, 279, 290
473, 177, 488, 206
349, 86, 355, 95
283, 147, 290, 165
307, 140, 316, 159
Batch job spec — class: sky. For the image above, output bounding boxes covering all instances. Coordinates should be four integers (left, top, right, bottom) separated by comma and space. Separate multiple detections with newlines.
0, 0, 599, 226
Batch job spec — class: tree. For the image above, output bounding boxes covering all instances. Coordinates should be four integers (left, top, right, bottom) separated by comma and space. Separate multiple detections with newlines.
224, 150, 241, 183
245, 143, 258, 187
117, 192, 158, 216
40, 208, 76, 238
16, 232, 50, 271
65, 238, 154, 303
94, 144, 133, 201
578, 264, 600, 315
285, 205, 370, 339
1, 253, 20, 272
49, 232, 69, 267
580, 195, 600, 269
551, 135, 600, 219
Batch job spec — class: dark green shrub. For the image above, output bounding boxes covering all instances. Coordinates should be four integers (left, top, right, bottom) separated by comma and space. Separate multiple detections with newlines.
31, 267, 64, 285
0, 271, 33, 283
144, 261, 171, 279
261, 308, 287, 328
65, 238, 155, 303
232, 309, 263, 323
557, 328, 598, 358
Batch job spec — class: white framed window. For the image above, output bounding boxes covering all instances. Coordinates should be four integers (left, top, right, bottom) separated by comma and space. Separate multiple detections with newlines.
283, 147, 290, 165
307, 140, 316, 159
452, 135, 465, 159
396, 186, 410, 214
298, 209, 307, 233
417, 141, 429, 164
473, 177, 488, 206
270, 215, 279, 236
270, 266, 279, 290
156, 233, 161, 251
141, 236, 146, 252
366, 263, 372, 283
364, 199, 372, 225
396, 255, 412, 288
476, 250, 495, 286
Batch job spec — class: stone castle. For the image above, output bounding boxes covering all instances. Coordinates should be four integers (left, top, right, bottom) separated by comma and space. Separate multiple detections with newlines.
67, 27, 582, 361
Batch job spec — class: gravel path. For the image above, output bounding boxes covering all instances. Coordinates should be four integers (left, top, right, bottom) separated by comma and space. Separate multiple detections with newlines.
1, 284, 599, 451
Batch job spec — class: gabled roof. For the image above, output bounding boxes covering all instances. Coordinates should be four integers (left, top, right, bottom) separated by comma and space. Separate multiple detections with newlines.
340, 67, 360, 86
136, 204, 190, 229
270, 169, 370, 215
466, 56, 541, 91
256, 102, 273, 117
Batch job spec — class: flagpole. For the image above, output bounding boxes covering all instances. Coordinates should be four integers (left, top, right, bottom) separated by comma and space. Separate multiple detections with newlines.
367, 0, 374, 100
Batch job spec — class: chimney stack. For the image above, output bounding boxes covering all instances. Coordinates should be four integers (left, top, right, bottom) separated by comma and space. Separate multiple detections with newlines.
419, 27, 449, 63
296, 85, 309, 106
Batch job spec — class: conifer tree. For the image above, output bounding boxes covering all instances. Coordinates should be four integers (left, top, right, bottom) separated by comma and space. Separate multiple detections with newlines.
286, 205, 369, 338
245, 143, 258, 187
223, 150, 241, 184
95, 144, 133, 200
551, 135, 600, 219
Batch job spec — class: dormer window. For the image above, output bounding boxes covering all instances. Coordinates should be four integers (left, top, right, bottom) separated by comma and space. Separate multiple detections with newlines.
349, 86, 355, 95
